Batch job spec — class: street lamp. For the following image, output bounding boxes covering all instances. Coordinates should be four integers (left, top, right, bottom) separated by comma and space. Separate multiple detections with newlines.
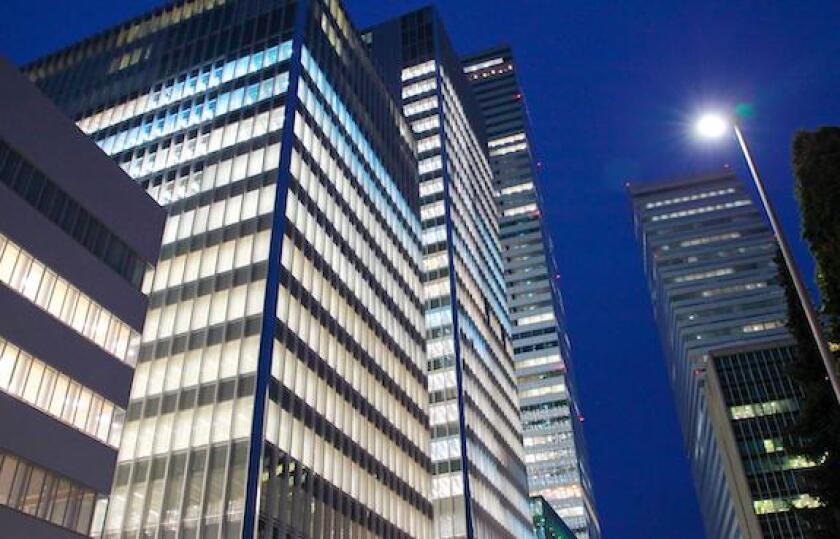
695, 112, 840, 404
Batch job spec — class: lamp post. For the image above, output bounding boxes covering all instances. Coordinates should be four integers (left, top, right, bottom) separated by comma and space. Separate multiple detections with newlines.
695, 113, 840, 404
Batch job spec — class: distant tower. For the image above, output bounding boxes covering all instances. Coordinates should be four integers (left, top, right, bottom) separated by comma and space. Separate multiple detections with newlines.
462, 45, 601, 539
628, 171, 828, 539
366, 8, 532, 538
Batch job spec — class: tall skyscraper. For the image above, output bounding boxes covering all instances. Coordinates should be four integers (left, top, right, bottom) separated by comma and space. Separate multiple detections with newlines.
462, 46, 600, 539
365, 9, 532, 539
0, 58, 164, 537
628, 171, 826, 539
26, 1, 433, 537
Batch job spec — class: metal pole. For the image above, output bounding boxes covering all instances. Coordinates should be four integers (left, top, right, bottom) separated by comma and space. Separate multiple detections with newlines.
732, 121, 840, 404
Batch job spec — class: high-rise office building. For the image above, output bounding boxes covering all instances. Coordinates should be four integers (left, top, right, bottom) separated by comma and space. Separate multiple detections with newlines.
0, 58, 164, 537
26, 1, 433, 537
628, 171, 826, 539
462, 46, 600, 539
365, 9, 532, 538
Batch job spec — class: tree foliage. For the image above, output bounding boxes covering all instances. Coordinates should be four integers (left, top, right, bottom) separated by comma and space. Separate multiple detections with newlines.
784, 127, 840, 534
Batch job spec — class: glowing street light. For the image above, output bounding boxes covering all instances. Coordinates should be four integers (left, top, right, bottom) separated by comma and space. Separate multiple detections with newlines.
694, 111, 840, 404
695, 113, 728, 139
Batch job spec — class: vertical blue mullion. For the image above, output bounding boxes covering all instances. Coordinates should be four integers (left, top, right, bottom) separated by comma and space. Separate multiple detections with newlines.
240, 0, 309, 537
433, 46, 475, 539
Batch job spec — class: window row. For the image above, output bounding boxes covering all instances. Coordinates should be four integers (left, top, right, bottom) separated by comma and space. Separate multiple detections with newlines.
490, 142, 527, 157
120, 105, 284, 179
515, 353, 563, 372
98, 72, 289, 156
143, 280, 265, 342
132, 336, 259, 400
160, 183, 276, 246
146, 139, 281, 209
0, 336, 124, 447
401, 60, 436, 82
0, 140, 147, 287
0, 233, 139, 365
644, 187, 737, 209
119, 395, 253, 461
79, 40, 292, 135
649, 199, 751, 222
146, 229, 270, 294
520, 383, 566, 400
0, 451, 104, 535
499, 181, 534, 196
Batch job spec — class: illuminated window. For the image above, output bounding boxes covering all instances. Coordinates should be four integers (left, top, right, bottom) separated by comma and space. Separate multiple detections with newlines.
0, 233, 139, 365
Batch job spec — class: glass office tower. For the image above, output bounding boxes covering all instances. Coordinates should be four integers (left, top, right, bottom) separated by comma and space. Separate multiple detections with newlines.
365, 9, 532, 539
628, 171, 825, 539
26, 0, 432, 537
0, 58, 164, 537
462, 46, 600, 539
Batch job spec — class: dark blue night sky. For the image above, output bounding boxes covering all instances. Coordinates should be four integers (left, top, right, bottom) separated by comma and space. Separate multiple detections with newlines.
2, 1, 838, 537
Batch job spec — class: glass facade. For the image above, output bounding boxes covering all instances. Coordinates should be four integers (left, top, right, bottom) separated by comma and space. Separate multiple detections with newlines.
0, 335, 125, 447
710, 344, 824, 538
366, 9, 532, 539
628, 172, 824, 539
27, 0, 432, 537
0, 450, 106, 535
0, 232, 140, 365
462, 46, 600, 539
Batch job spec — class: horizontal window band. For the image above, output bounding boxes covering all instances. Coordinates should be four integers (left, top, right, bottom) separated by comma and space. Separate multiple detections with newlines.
147, 260, 268, 309
287, 176, 422, 312
158, 213, 273, 262
0, 334, 125, 448
278, 265, 427, 399
163, 164, 278, 217
0, 232, 140, 365
0, 449, 105, 535
461, 366, 522, 449
259, 442, 430, 539
138, 314, 263, 363
272, 319, 429, 458
91, 59, 293, 140
126, 114, 285, 182
267, 379, 431, 515
127, 373, 256, 419
291, 131, 421, 278
284, 207, 423, 344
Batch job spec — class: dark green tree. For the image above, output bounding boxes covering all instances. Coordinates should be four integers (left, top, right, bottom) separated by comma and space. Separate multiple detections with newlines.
778, 251, 840, 536
782, 126, 840, 535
